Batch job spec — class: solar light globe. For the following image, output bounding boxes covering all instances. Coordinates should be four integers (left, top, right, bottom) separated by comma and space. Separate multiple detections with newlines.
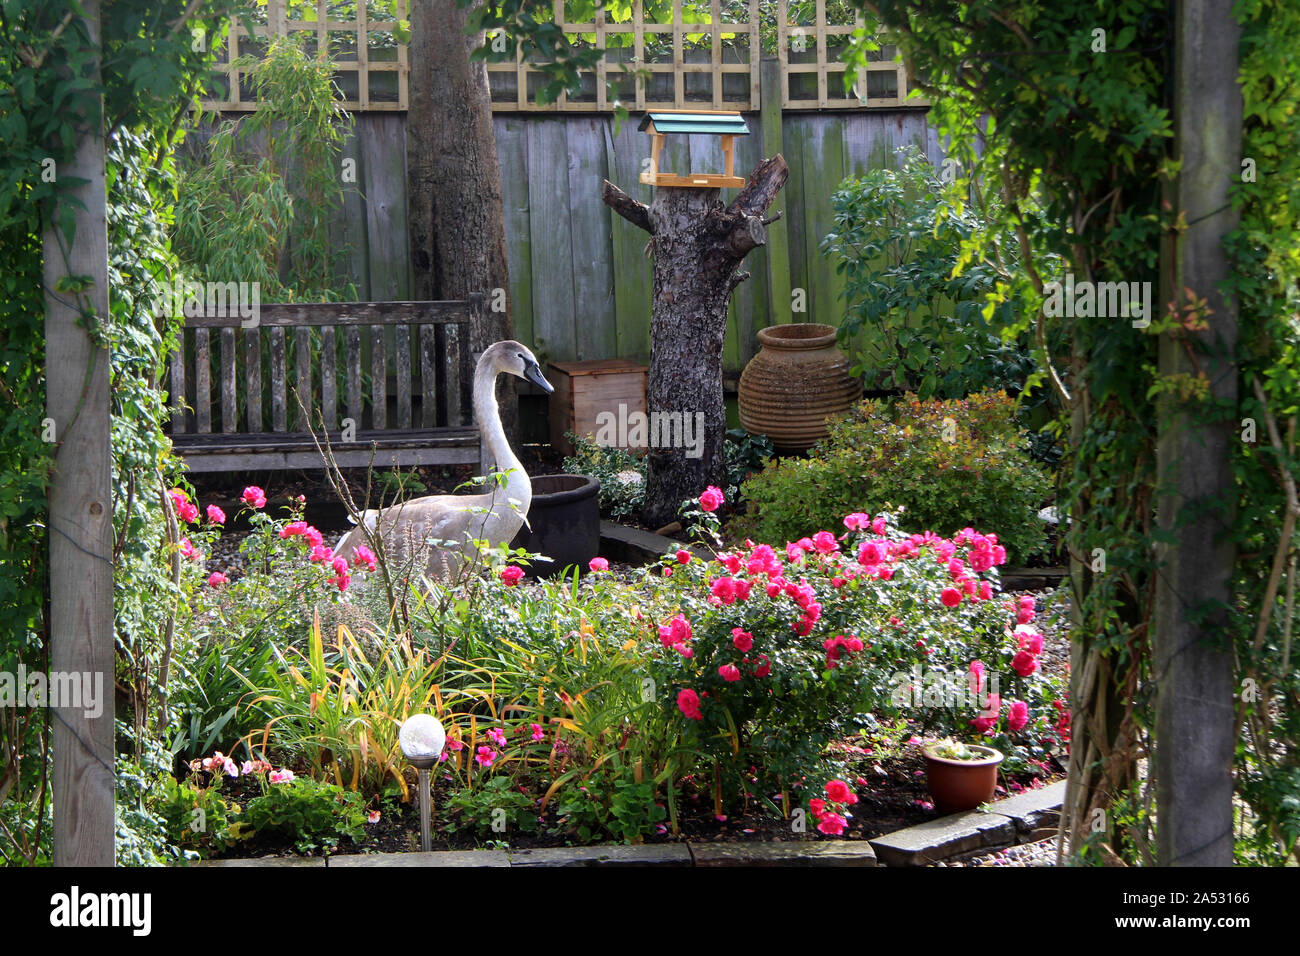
399, 714, 446, 768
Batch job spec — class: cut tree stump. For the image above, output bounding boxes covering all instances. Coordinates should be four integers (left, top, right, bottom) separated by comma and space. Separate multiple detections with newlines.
603, 156, 788, 526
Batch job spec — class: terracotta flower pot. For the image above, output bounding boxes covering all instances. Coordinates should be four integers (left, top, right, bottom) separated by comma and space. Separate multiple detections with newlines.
923, 743, 1005, 815
738, 323, 861, 453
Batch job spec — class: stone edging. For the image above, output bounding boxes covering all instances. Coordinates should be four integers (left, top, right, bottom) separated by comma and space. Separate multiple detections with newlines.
194, 780, 1065, 868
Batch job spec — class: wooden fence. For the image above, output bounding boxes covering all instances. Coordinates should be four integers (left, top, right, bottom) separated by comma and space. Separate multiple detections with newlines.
300, 63, 939, 375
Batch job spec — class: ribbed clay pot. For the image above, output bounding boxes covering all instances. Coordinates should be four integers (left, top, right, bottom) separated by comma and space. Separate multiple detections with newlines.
738, 324, 861, 453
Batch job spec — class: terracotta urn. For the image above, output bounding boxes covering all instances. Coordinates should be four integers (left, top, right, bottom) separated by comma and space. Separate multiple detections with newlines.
737, 323, 861, 453
923, 742, 1005, 815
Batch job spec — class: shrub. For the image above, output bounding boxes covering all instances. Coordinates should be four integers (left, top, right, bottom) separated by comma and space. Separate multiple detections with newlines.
738, 390, 1051, 565
646, 497, 1065, 792
561, 432, 646, 519
239, 777, 368, 855
821, 145, 1040, 399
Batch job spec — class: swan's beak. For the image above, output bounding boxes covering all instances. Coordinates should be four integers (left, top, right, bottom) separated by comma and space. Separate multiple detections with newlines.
524, 360, 554, 394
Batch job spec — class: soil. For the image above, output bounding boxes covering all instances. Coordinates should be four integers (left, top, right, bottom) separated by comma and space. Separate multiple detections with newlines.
200, 747, 1063, 861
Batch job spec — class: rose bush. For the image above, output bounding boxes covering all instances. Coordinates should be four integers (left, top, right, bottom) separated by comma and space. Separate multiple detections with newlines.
642, 491, 1066, 798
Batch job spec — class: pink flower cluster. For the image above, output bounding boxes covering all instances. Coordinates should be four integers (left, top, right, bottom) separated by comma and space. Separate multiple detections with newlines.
186, 751, 293, 784
810, 779, 858, 836
659, 614, 694, 657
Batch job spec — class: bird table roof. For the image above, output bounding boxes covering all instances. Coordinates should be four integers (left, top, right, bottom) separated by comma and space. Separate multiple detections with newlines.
638, 111, 750, 136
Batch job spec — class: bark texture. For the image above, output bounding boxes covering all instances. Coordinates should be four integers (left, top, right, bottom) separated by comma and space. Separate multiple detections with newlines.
604, 156, 788, 526
407, 0, 515, 437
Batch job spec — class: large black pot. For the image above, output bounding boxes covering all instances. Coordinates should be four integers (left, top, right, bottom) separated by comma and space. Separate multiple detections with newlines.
510, 474, 602, 577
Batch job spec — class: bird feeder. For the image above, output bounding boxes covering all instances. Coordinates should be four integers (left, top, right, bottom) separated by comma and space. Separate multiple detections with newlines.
638, 110, 750, 189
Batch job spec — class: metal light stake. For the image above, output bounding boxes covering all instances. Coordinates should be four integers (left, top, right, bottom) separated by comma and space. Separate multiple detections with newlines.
398, 715, 446, 853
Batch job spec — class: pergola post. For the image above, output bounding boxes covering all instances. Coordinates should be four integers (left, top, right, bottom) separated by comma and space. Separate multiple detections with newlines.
1154, 0, 1241, 867
42, 0, 116, 867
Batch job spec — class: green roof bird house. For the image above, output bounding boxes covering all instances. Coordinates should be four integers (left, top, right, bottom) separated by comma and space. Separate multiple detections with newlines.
638, 110, 750, 189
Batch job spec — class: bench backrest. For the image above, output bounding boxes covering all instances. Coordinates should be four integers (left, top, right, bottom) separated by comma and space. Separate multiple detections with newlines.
167, 296, 484, 438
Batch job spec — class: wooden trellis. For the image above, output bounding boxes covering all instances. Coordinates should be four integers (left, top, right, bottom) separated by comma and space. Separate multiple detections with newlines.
199, 0, 922, 113
776, 0, 921, 109
205, 0, 410, 112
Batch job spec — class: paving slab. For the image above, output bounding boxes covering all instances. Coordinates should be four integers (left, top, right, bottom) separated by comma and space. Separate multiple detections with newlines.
985, 780, 1066, 838
599, 521, 682, 564
508, 844, 692, 867
327, 849, 510, 867
193, 856, 325, 867
869, 812, 1015, 866
689, 840, 877, 866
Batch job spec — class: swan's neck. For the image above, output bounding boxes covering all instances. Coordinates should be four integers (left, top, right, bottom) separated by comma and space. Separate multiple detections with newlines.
473, 362, 529, 504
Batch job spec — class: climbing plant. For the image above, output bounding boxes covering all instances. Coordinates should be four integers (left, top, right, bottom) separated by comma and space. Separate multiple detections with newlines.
844, 0, 1300, 864
0, 0, 226, 865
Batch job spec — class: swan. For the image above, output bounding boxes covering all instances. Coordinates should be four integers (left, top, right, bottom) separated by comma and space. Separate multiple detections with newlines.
334, 340, 553, 582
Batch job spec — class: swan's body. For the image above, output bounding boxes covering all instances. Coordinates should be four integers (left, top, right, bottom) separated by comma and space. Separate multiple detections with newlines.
334, 341, 553, 582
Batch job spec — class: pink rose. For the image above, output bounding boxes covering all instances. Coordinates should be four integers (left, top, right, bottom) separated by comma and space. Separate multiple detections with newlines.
711, 576, 738, 605
205, 504, 225, 525
351, 545, 377, 571
731, 628, 754, 652
872, 516, 888, 535
1016, 627, 1045, 655
816, 812, 848, 836
940, 587, 962, 607
304, 526, 324, 549
811, 531, 840, 554
677, 688, 704, 720
207, 572, 228, 587
588, 557, 609, 572
280, 521, 308, 539
698, 486, 725, 512
718, 664, 742, 682
1012, 650, 1039, 677
242, 486, 267, 509
825, 780, 853, 804
501, 565, 525, 586
857, 541, 885, 566
1007, 700, 1030, 732
843, 513, 870, 531
309, 544, 333, 563
675, 549, 692, 564
180, 538, 200, 562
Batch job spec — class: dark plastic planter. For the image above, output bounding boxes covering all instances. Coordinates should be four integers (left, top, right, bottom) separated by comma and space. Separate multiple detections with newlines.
510, 474, 602, 577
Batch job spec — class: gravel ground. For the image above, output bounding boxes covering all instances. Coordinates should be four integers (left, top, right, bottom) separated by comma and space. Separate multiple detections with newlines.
938, 837, 1062, 867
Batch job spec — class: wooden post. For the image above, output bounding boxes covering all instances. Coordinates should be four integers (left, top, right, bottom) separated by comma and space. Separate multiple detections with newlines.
1154, 0, 1241, 867
42, 0, 115, 867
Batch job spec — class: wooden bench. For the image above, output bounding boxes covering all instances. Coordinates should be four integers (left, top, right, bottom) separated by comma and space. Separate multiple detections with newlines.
167, 297, 485, 473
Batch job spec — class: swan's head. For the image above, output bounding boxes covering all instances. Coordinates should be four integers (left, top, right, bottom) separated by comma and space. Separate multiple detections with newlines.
485, 340, 553, 393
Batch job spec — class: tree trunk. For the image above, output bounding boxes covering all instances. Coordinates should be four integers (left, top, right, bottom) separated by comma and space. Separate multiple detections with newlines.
604, 157, 788, 527
406, 0, 515, 441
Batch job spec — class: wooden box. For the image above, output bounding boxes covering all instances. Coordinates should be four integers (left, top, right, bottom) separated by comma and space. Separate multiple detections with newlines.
548, 359, 649, 457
